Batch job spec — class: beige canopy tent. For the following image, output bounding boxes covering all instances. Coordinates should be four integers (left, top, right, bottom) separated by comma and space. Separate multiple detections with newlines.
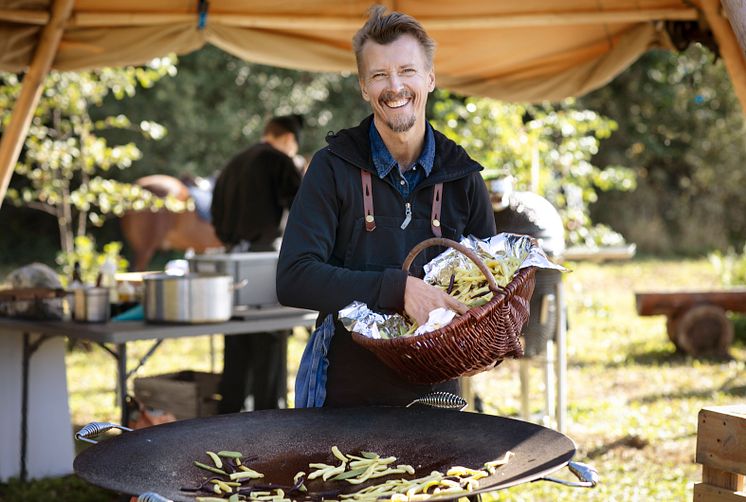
1, 0, 745, 208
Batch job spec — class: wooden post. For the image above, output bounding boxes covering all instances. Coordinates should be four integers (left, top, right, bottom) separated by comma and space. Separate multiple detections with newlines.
694, 405, 746, 501
722, 0, 746, 57
701, 0, 746, 115
0, 0, 74, 210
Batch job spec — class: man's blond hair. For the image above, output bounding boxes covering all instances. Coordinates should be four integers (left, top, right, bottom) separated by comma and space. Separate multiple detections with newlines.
352, 5, 435, 75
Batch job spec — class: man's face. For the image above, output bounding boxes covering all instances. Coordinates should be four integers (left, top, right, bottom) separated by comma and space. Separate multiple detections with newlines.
358, 34, 435, 134
267, 132, 299, 158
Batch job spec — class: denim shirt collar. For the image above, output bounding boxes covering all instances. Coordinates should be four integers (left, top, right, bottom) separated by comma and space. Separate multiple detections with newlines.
369, 121, 435, 179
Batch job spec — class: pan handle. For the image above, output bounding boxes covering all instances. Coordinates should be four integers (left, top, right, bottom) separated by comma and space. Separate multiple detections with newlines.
406, 392, 467, 411
540, 461, 599, 488
137, 493, 173, 502
74, 421, 133, 444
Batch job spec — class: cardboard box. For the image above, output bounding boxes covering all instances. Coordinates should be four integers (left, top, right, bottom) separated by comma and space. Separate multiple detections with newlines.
134, 371, 221, 420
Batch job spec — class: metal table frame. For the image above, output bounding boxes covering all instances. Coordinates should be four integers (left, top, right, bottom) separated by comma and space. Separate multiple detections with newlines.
0, 307, 316, 482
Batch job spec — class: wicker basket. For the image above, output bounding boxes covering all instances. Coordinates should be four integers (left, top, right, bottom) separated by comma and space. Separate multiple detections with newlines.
351, 237, 536, 384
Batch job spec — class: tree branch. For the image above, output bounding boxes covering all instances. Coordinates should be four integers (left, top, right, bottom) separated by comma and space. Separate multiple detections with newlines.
25, 200, 57, 216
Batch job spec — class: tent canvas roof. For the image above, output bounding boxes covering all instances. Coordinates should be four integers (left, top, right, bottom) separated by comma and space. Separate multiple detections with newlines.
0, 0, 704, 101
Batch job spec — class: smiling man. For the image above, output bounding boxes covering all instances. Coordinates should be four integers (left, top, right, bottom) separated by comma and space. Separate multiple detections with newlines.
277, 6, 496, 407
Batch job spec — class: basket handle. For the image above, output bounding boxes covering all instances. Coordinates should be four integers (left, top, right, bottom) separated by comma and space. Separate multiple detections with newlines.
402, 237, 501, 293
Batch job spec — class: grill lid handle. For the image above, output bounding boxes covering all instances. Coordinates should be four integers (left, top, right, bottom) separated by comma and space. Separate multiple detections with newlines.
137, 493, 173, 502
541, 461, 599, 488
406, 391, 467, 411
75, 421, 133, 444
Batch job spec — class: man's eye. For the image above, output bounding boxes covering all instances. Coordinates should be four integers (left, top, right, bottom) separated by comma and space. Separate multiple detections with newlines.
372, 73, 386, 80
401, 68, 416, 75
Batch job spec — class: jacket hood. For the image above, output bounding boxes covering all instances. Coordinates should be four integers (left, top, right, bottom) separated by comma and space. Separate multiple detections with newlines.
325, 114, 484, 184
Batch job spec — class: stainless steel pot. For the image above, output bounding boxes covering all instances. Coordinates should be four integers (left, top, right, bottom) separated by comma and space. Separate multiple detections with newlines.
73, 287, 111, 323
143, 273, 237, 323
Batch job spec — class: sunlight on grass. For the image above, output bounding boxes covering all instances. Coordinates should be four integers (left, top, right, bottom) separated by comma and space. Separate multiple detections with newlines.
472, 258, 745, 501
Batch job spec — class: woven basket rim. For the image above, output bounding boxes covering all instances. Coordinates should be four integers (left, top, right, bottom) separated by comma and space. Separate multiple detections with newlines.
352, 265, 536, 347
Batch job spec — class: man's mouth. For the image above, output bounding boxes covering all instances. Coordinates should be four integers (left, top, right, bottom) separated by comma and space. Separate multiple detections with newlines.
381, 91, 413, 109
385, 97, 409, 109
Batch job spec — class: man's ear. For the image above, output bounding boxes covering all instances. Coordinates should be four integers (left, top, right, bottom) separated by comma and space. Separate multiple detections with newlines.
359, 78, 370, 102
427, 69, 435, 93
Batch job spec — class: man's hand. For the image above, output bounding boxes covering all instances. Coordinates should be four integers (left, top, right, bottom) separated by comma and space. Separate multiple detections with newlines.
404, 276, 468, 326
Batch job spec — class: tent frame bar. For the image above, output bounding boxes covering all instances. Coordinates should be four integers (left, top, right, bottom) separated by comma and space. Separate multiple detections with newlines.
701, 0, 746, 113
1, 8, 698, 30
0, 0, 74, 211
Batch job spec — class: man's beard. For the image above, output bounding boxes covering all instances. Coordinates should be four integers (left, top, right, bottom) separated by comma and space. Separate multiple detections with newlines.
379, 89, 416, 133
386, 114, 416, 133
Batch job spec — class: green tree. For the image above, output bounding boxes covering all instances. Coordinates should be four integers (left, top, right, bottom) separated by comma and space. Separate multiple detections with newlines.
430, 92, 636, 246
98, 45, 371, 180
579, 44, 746, 254
0, 58, 187, 256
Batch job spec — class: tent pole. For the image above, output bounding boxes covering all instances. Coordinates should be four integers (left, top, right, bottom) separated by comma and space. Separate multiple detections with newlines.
721, 0, 746, 57
701, 0, 746, 114
0, 0, 74, 210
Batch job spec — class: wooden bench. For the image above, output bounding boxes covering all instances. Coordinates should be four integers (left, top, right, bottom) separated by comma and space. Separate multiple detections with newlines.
636, 290, 746, 357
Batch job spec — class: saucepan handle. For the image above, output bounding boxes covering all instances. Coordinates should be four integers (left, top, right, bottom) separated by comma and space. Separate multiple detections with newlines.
231, 279, 249, 291
540, 461, 599, 488
406, 391, 467, 411
74, 421, 133, 444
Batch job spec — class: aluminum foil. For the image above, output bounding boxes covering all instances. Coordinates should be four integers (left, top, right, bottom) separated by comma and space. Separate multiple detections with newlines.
340, 233, 565, 339
339, 301, 411, 339
423, 233, 564, 288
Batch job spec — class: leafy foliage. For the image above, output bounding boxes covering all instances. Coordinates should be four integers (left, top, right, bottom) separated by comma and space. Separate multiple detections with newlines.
0, 59, 187, 255
56, 235, 128, 286
579, 44, 746, 254
709, 244, 746, 286
96, 46, 371, 180
429, 93, 636, 246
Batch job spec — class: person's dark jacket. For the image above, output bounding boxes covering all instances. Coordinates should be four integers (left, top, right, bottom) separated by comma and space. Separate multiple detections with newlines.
211, 142, 300, 249
276, 115, 495, 406
277, 115, 495, 315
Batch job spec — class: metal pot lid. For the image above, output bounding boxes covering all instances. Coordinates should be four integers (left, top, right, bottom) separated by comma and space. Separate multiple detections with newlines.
74, 407, 575, 501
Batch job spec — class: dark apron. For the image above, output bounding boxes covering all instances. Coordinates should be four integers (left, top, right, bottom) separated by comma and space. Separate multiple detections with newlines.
323, 171, 458, 407
324, 317, 459, 407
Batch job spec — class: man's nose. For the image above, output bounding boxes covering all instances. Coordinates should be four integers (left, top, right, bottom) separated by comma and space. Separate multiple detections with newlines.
386, 73, 404, 91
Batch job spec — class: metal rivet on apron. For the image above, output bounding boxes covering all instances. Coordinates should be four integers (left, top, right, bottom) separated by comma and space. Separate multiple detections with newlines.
365, 215, 375, 223
432, 219, 441, 227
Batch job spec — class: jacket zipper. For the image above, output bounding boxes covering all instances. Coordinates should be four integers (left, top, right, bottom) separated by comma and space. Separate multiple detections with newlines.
401, 202, 412, 229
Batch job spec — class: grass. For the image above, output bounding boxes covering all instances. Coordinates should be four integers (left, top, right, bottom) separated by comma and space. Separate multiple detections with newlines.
2, 258, 745, 501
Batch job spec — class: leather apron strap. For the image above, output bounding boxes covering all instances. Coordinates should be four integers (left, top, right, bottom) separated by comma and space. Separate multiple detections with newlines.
360, 170, 444, 237
431, 183, 443, 237
361, 170, 376, 232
